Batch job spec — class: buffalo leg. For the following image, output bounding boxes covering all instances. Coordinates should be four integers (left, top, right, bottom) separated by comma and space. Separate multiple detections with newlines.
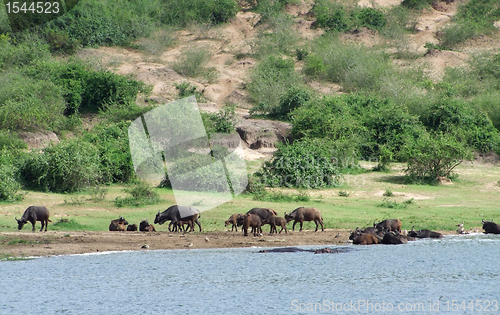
40, 220, 45, 232
299, 221, 303, 232
292, 221, 297, 231
195, 219, 202, 232
31, 220, 36, 232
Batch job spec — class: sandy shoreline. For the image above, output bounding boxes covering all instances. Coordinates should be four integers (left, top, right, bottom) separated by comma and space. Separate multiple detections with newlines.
1, 228, 461, 258
0, 229, 359, 258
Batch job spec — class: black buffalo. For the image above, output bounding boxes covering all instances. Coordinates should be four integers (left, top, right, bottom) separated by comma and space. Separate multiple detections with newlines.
381, 231, 408, 245
16, 206, 51, 232
349, 230, 379, 245
374, 219, 402, 232
154, 205, 202, 232
408, 226, 444, 239
284, 207, 324, 232
482, 219, 500, 234
109, 217, 128, 231
139, 220, 156, 232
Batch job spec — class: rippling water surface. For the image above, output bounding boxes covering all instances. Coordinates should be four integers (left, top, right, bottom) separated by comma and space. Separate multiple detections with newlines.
1, 234, 499, 314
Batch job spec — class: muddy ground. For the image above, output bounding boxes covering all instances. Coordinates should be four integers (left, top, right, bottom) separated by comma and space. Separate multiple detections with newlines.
0, 229, 457, 258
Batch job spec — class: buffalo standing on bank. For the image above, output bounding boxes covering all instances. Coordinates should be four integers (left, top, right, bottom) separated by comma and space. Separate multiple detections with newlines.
284, 207, 324, 232
154, 205, 202, 232
16, 206, 51, 232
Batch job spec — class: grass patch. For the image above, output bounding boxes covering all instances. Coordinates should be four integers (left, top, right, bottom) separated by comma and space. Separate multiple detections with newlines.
0, 253, 33, 261
114, 184, 162, 207
52, 218, 88, 231
171, 46, 217, 82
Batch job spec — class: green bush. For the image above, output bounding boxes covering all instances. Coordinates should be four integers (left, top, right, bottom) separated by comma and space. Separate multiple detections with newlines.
353, 7, 387, 30
419, 98, 500, 152
205, 104, 238, 133
0, 164, 23, 202
0, 72, 66, 131
255, 138, 344, 189
83, 122, 135, 183
162, 0, 238, 26
0, 131, 27, 150
249, 55, 301, 115
115, 184, 161, 207
19, 140, 101, 192
312, 0, 350, 32
171, 46, 216, 81
399, 132, 473, 183
401, 0, 433, 9
256, 12, 299, 57
0, 35, 51, 70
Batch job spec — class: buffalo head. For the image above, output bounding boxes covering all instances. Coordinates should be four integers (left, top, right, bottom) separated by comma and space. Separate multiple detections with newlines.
15, 217, 27, 230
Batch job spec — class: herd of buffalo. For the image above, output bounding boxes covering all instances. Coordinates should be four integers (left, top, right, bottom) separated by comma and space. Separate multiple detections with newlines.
13, 205, 500, 245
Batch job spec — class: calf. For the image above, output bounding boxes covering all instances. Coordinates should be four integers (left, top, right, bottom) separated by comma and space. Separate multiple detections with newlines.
127, 224, 138, 231
16, 206, 51, 232
109, 217, 128, 231
243, 213, 262, 237
408, 226, 444, 238
262, 216, 288, 234
349, 231, 379, 245
225, 213, 243, 232
139, 220, 156, 232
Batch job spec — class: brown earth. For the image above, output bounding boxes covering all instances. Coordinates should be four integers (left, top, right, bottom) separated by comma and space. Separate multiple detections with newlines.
0, 229, 458, 258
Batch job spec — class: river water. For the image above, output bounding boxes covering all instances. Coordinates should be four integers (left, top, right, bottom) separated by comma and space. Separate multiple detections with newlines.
1, 234, 499, 314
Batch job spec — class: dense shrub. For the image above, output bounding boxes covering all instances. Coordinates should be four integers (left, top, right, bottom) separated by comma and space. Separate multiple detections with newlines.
0, 35, 51, 70
0, 131, 27, 150
401, 0, 433, 9
255, 139, 344, 189
0, 72, 66, 130
303, 38, 392, 92
419, 98, 500, 152
26, 60, 150, 114
249, 55, 301, 115
19, 140, 101, 192
399, 133, 473, 182
0, 164, 23, 202
312, 1, 387, 32
83, 122, 135, 183
114, 184, 161, 207
162, 0, 238, 26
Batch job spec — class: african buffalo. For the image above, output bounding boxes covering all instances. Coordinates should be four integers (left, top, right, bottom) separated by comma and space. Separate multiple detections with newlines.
356, 226, 385, 239
482, 219, 500, 234
243, 213, 261, 237
16, 206, 51, 232
127, 224, 138, 231
374, 219, 402, 232
349, 231, 379, 245
284, 207, 324, 232
225, 213, 243, 232
381, 231, 408, 245
139, 220, 156, 232
408, 226, 444, 238
109, 217, 128, 231
154, 205, 202, 232
262, 216, 288, 234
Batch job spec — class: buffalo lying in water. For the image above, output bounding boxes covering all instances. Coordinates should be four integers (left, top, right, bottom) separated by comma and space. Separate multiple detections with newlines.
408, 226, 444, 239
482, 219, 500, 234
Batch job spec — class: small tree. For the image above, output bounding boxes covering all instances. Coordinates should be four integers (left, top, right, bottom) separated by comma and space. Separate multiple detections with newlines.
399, 133, 473, 183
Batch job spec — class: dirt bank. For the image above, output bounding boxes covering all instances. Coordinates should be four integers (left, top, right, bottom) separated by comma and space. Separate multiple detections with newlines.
0, 229, 459, 258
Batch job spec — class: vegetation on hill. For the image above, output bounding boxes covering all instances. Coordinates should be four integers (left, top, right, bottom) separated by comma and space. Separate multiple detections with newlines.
0, 0, 500, 200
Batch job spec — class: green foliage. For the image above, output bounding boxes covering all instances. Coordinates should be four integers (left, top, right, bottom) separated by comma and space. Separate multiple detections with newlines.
249, 55, 301, 115
401, 0, 433, 9
383, 189, 394, 197
19, 140, 101, 192
0, 164, 23, 202
256, 12, 299, 57
303, 38, 392, 92
162, 0, 238, 26
255, 138, 344, 189
377, 198, 409, 209
0, 35, 51, 70
88, 187, 108, 202
52, 218, 88, 231
439, 0, 500, 48
114, 184, 161, 207
312, 1, 350, 32
205, 104, 238, 133
171, 46, 216, 81
252, 188, 311, 202
419, 98, 500, 153
0, 131, 27, 150
399, 132, 474, 183
82, 122, 135, 183
338, 190, 349, 197
26, 60, 151, 114
0, 72, 66, 130
175, 81, 205, 101
312, 1, 387, 32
